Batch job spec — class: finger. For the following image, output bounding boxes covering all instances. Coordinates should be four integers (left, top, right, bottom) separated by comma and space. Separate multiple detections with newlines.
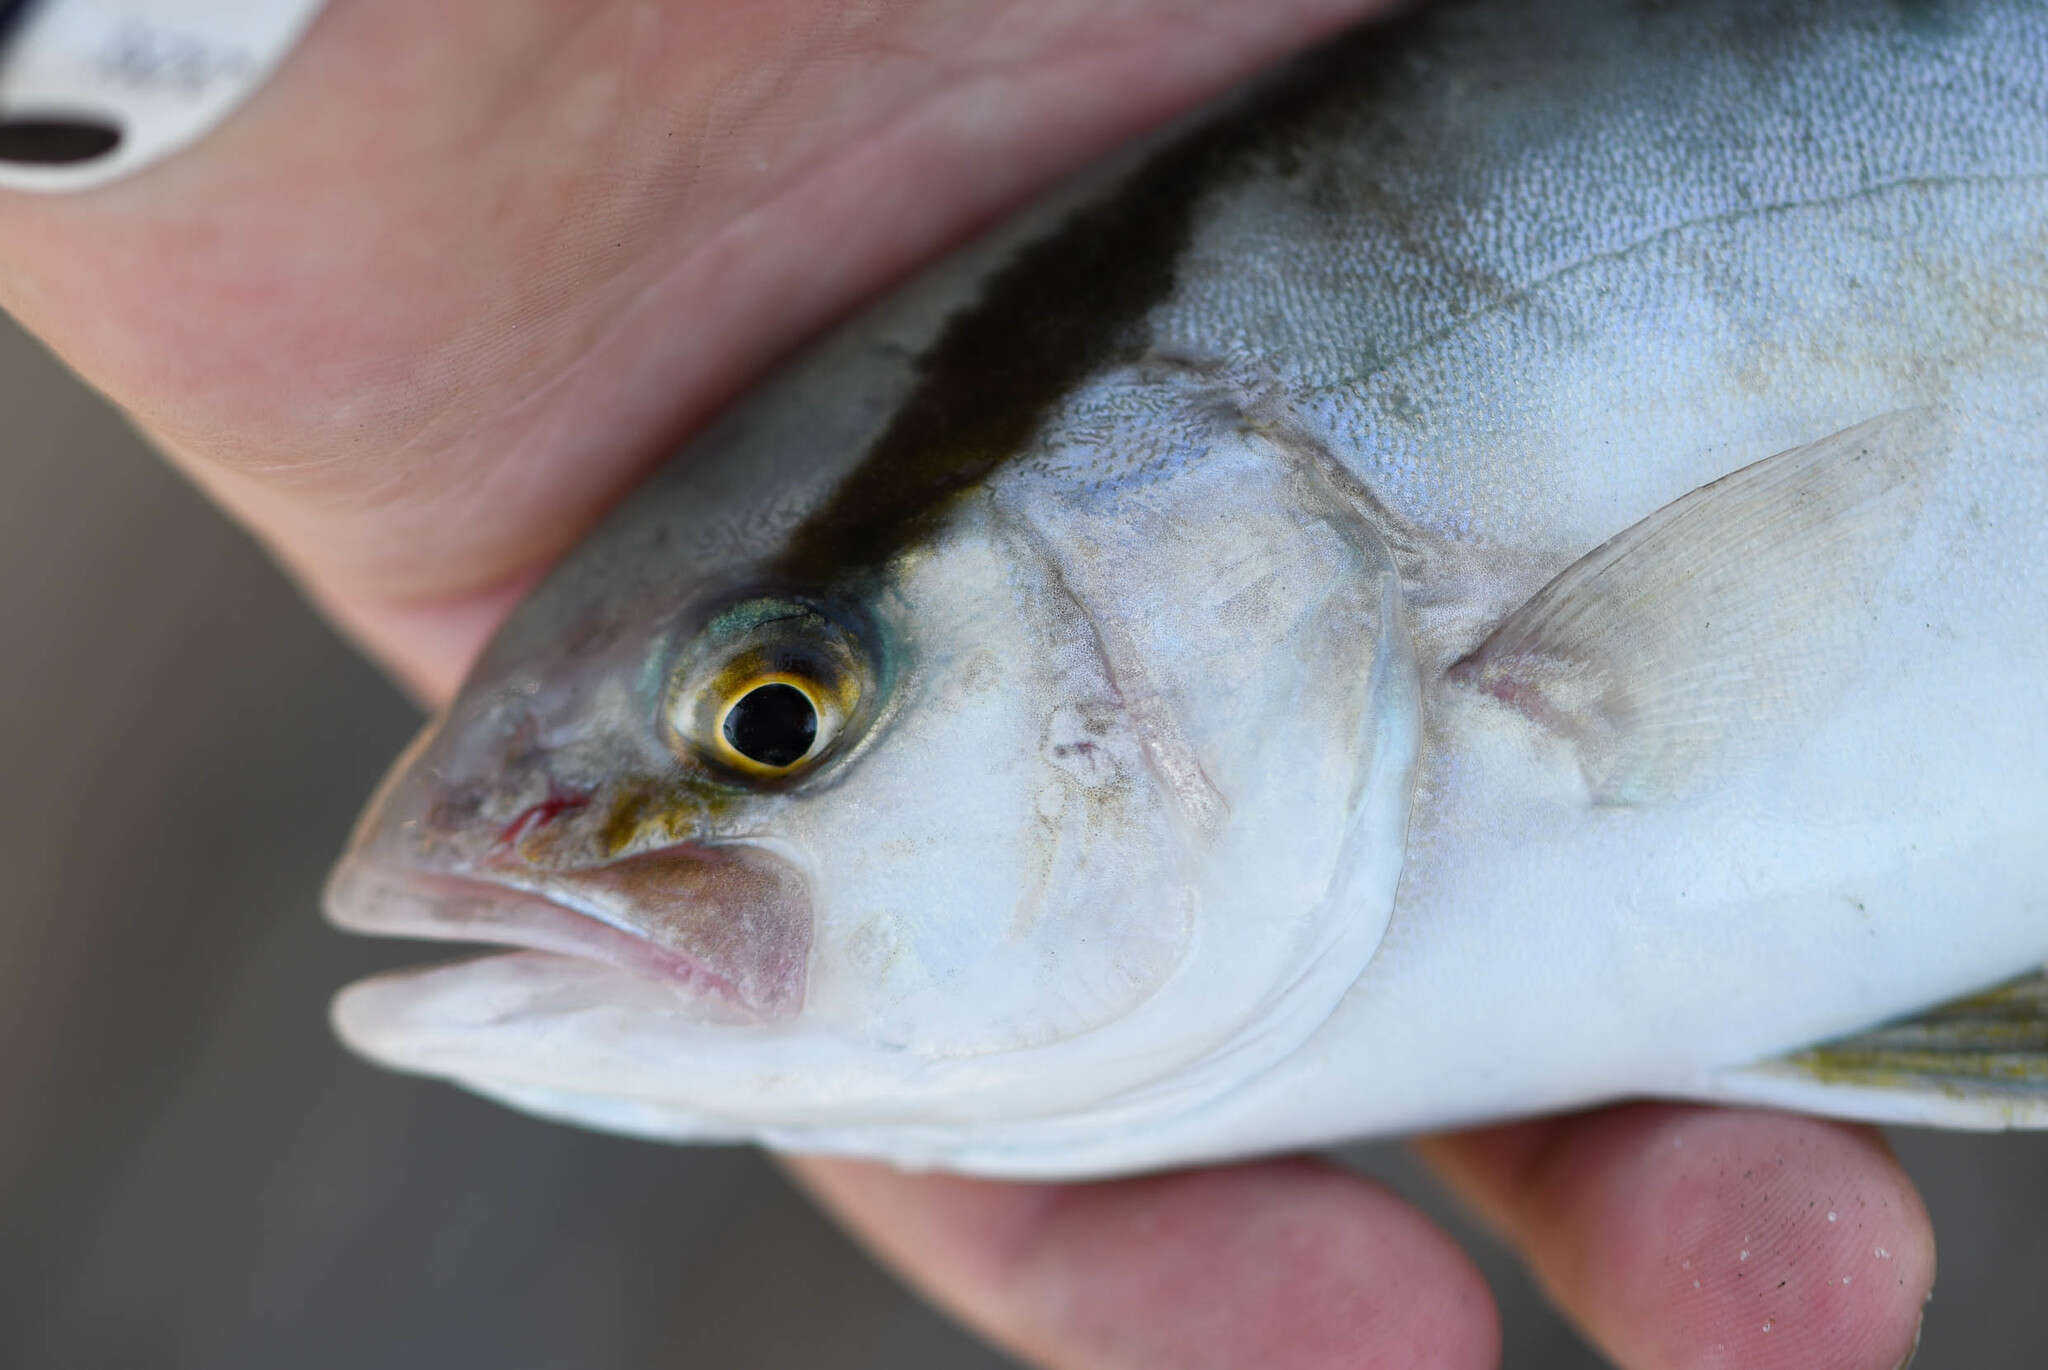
1418, 1105, 1933, 1370
788, 1154, 1499, 1370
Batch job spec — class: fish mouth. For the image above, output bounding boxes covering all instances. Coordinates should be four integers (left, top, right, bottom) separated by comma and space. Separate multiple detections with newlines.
324, 842, 812, 1022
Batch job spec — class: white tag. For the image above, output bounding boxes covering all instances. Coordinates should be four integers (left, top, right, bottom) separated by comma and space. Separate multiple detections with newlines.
0, 0, 328, 191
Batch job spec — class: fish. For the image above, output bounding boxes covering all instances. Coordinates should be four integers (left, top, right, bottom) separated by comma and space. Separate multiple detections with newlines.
323, 0, 2048, 1179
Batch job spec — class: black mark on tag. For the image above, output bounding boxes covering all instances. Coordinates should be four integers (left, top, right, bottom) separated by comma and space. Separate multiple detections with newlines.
0, 115, 121, 165
0, 0, 38, 51
98, 21, 256, 96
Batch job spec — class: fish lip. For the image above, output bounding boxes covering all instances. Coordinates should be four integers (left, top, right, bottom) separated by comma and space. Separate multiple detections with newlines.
323, 854, 789, 1023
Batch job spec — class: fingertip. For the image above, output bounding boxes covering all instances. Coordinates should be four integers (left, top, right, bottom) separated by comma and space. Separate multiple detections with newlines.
1009, 1160, 1499, 1370
791, 1155, 1500, 1370
1425, 1106, 1934, 1370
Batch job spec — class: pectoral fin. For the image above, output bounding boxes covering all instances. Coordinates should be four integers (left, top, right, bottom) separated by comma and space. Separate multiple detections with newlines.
1706, 973, 2048, 1129
1450, 410, 1948, 802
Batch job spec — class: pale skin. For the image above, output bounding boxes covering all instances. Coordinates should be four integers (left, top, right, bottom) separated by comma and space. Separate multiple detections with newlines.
0, 2, 1937, 1366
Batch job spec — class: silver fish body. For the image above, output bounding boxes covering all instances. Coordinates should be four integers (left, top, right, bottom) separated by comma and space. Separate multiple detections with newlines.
327, 0, 2048, 1177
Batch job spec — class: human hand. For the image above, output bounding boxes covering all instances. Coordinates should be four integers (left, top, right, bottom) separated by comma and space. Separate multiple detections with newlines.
0, 2, 1935, 1366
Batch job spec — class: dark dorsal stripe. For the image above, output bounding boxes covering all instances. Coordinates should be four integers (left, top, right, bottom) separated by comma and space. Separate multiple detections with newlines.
767, 18, 1419, 586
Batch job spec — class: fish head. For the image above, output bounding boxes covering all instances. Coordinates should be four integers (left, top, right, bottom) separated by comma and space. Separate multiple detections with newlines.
327, 358, 1420, 1156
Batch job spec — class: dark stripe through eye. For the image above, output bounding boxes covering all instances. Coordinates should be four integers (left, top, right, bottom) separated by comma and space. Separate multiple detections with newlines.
724, 683, 818, 769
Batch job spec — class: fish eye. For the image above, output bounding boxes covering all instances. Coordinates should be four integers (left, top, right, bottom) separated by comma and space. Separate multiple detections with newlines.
715, 676, 827, 774
664, 597, 874, 783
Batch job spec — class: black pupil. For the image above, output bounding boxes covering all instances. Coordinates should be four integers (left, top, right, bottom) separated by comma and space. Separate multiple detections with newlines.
724, 683, 818, 768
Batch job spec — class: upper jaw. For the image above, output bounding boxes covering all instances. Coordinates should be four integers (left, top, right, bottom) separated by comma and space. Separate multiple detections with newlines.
323, 839, 814, 1022
331, 711, 816, 1020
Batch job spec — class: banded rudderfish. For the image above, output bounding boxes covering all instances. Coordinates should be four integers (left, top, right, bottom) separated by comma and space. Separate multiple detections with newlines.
325, 0, 2048, 1178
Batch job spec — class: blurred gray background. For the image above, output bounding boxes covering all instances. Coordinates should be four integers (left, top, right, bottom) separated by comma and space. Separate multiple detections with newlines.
2, 309, 2043, 1369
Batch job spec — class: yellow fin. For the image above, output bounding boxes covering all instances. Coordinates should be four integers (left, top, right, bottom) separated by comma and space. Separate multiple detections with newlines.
1450, 410, 1948, 802
1709, 973, 2048, 1129
1777, 973, 2048, 1094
